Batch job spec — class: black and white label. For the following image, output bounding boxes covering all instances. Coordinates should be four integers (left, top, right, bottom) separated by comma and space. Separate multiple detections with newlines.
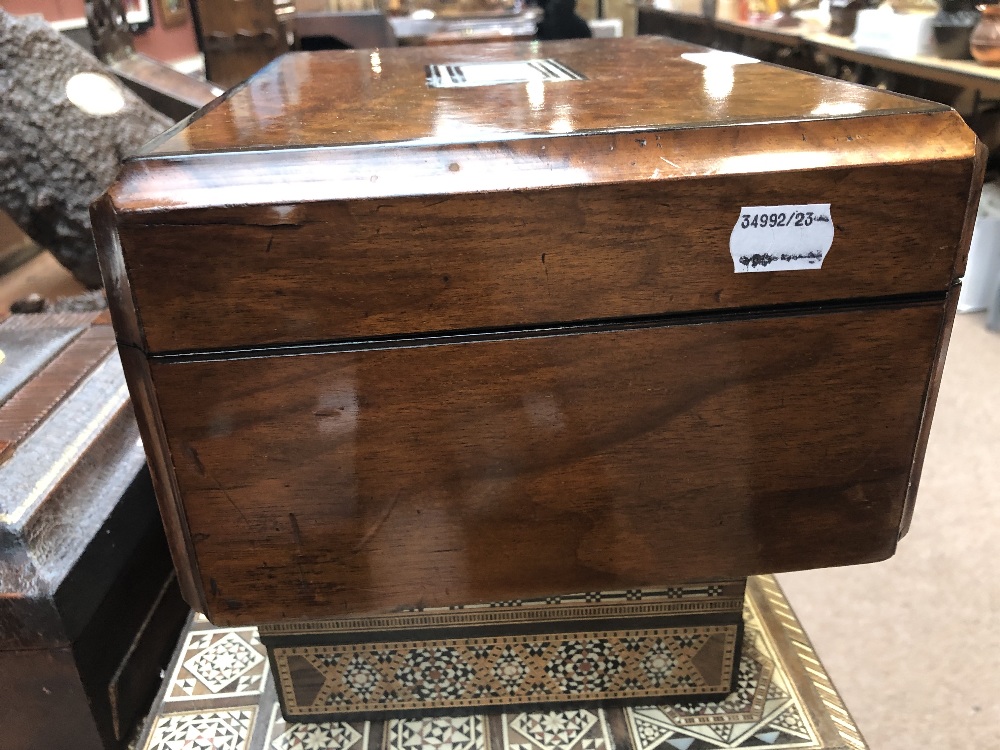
729, 204, 835, 273
425, 59, 585, 89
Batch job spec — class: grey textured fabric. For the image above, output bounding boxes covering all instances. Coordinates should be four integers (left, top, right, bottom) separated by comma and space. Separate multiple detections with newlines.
0, 11, 171, 288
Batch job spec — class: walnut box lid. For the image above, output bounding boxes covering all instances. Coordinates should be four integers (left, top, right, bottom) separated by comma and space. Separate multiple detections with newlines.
101, 38, 980, 355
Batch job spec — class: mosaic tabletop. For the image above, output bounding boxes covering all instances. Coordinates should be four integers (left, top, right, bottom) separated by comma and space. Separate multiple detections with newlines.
133, 576, 867, 750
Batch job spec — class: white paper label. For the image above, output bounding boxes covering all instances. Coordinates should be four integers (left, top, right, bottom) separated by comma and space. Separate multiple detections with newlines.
681, 51, 760, 66
425, 59, 585, 89
729, 204, 834, 273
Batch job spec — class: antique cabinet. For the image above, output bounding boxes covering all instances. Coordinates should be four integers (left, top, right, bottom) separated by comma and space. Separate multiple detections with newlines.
92, 37, 984, 719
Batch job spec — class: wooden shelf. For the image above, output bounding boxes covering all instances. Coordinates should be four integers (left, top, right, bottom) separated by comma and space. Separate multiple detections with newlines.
640, 7, 1000, 98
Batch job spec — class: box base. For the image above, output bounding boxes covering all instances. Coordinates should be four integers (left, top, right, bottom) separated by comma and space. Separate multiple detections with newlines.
134, 575, 870, 750
260, 580, 746, 722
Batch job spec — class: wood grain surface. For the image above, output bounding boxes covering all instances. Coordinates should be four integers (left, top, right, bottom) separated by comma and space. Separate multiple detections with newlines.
107, 110, 977, 219
89, 38, 985, 628
100, 39, 979, 354
148, 303, 943, 625
117, 160, 973, 353
143, 38, 939, 156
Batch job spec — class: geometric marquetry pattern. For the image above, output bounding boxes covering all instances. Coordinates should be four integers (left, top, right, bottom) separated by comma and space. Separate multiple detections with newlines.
185, 632, 263, 692
387, 715, 486, 750
143, 708, 255, 750
625, 603, 820, 750
273, 626, 740, 717
138, 576, 867, 750
166, 628, 268, 702
259, 583, 745, 638
503, 709, 613, 750
264, 704, 368, 750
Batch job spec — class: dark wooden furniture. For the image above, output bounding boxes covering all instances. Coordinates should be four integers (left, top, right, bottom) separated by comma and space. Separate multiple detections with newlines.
87, 0, 222, 120
0, 312, 189, 750
294, 10, 398, 50
109, 55, 222, 121
191, 0, 290, 89
389, 9, 542, 45
638, 8, 1000, 97
93, 37, 983, 718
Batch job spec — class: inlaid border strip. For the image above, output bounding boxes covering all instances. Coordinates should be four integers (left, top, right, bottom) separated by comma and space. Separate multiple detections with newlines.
0, 327, 115, 462
754, 576, 866, 750
273, 624, 740, 718
260, 582, 745, 637
262, 599, 744, 636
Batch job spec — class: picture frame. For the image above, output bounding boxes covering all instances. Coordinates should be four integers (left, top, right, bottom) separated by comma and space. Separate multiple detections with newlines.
158, 0, 190, 27
122, 0, 153, 29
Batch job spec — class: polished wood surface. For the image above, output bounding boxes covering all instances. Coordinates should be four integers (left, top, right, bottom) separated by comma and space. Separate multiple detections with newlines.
108, 108, 976, 217
101, 42, 979, 355
117, 158, 972, 353
148, 303, 941, 625
116, 344, 209, 614
92, 200, 208, 612
143, 38, 939, 156
91, 38, 985, 627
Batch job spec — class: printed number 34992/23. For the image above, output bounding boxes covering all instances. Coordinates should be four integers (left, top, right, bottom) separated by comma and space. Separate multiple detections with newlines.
739, 211, 824, 229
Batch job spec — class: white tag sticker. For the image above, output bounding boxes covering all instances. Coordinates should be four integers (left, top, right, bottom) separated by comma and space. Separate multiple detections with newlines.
425, 59, 585, 89
730, 204, 835, 273
681, 51, 760, 66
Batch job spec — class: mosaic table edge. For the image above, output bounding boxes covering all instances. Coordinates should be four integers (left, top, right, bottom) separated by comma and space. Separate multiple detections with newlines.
132, 575, 868, 750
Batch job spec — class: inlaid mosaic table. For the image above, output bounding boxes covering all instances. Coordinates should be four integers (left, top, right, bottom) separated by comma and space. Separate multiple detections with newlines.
132, 577, 866, 750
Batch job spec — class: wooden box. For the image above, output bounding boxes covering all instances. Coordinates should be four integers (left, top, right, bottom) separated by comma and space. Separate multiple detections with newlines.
0, 312, 189, 749
93, 37, 981, 715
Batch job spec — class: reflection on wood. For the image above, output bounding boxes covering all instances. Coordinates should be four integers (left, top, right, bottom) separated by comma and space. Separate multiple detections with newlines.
91, 38, 985, 630
150, 305, 942, 625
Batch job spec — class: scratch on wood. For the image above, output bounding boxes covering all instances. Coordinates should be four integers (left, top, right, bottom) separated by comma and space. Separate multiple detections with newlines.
186, 444, 206, 475
186, 444, 251, 525
350, 491, 402, 555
